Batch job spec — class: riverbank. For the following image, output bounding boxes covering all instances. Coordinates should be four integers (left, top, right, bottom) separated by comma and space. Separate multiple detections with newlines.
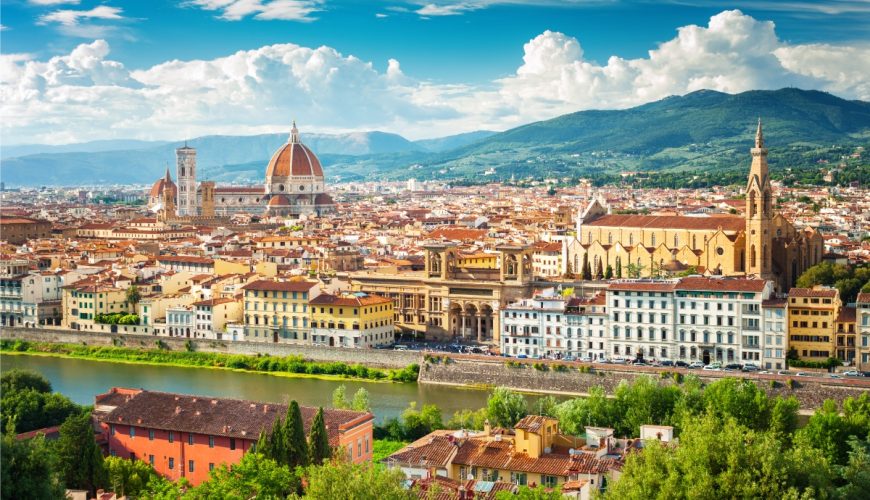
0, 340, 420, 384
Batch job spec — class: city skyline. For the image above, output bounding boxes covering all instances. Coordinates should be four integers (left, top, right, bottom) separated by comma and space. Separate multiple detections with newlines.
2, 1, 869, 145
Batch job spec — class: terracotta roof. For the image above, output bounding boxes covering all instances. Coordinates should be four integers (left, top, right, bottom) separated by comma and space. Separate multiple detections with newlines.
788, 287, 838, 298
837, 307, 856, 323
241, 279, 318, 292
265, 141, 324, 178
856, 293, 870, 304
608, 281, 678, 292
310, 292, 392, 307
584, 214, 744, 232
514, 415, 557, 433
427, 227, 487, 241
98, 388, 372, 445
386, 434, 456, 468
157, 255, 214, 264
675, 277, 768, 292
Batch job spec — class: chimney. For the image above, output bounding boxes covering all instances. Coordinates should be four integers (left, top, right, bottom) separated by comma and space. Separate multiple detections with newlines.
175, 406, 181, 414
263, 404, 269, 413
483, 419, 491, 437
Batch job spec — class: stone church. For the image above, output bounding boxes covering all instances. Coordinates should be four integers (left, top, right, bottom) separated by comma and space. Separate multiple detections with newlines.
564, 120, 823, 290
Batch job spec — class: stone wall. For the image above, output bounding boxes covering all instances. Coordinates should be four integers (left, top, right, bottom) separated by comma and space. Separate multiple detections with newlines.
0, 327, 420, 368
419, 357, 869, 410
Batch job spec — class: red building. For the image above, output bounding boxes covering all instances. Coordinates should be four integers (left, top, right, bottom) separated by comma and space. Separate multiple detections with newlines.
94, 388, 374, 485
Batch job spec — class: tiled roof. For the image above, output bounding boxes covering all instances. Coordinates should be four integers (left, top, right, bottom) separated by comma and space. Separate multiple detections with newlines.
584, 214, 745, 232
514, 415, 556, 433
675, 277, 768, 292
837, 306, 856, 323
856, 293, 870, 304
241, 279, 318, 292
386, 434, 456, 468
309, 293, 392, 307
98, 388, 371, 445
788, 287, 838, 298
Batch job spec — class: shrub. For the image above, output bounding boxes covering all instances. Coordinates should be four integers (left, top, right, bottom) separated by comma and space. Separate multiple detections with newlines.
184, 340, 194, 352
532, 362, 548, 372
553, 364, 569, 373
769, 379, 778, 389
786, 379, 796, 389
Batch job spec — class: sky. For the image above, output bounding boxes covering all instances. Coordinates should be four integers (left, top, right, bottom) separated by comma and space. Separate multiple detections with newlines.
1, 0, 869, 145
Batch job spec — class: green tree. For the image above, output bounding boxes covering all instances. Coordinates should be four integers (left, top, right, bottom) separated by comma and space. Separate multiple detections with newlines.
125, 285, 141, 307
0, 433, 65, 500
496, 485, 563, 499
446, 408, 489, 430
56, 411, 107, 496
581, 254, 592, 280
187, 452, 298, 500
615, 257, 623, 279
554, 386, 616, 436
604, 264, 613, 280
351, 388, 371, 412
702, 377, 772, 431
300, 457, 413, 499
836, 436, 870, 500
487, 387, 527, 428
332, 385, 350, 409
308, 407, 332, 466
1, 387, 80, 434
532, 395, 558, 418
285, 400, 310, 469
612, 377, 681, 436
104, 456, 163, 498
400, 402, 443, 440
1, 369, 52, 394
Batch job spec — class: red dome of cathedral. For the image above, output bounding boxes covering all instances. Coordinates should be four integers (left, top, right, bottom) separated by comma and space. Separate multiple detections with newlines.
265, 123, 324, 179
149, 168, 176, 198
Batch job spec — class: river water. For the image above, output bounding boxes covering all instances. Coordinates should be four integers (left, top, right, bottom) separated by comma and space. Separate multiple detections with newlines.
0, 354, 502, 422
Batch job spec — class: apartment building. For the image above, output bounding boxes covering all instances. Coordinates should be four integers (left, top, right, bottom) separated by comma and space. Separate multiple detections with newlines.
761, 299, 788, 370
62, 280, 132, 330
835, 306, 857, 365
500, 296, 567, 358
193, 297, 242, 341
787, 286, 841, 362
857, 293, 870, 370
566, 294, 608, 361
241, 279, 320, 343
608, 277, 773, 365
309, 292, 394, 348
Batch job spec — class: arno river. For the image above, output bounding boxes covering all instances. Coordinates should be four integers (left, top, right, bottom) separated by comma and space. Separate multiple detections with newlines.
1, 355, 522, 422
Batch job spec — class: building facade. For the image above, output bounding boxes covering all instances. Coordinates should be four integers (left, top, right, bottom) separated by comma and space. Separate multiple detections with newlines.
241, 279, 320, 343
787, 286, 841, 362
309, 292, 394, 348
857, 293, 870, 370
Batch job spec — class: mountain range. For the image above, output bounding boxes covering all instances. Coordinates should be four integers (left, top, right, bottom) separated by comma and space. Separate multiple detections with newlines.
2, 88, 868, 186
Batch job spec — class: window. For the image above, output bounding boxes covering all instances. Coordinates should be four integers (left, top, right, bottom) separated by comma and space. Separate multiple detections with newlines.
188, 460, 195, 473
209, 463, 215, 471
110, 425, 115, 436
542, 475, 558, 488
149, 454, 154, 466
209, 435, 215, 448
169, 458, 175, 470
129, 426, 135, 438
230, 438, 236, 451
358, 439, 362, 457
168, 431, 174, 443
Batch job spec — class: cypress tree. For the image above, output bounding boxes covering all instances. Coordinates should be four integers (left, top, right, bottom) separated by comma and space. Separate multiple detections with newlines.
308, 407, 332, 465
270, 417, 286, 464
616, 258, 623, 278
285, 401, 310, 468
255, 429, 271, 458
582, 254, 592, 280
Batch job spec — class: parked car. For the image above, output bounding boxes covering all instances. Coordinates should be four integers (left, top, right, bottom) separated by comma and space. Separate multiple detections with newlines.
517, 354, 528, 359
562, 355, 576, 362
674, 361, 689, 368
702, 363, 722, 371
741, 363, 760, 372
688, 361, 705, 369
829, 374, 842, 379
777, 370, 793, 376
631, 361, 649, 367
660, 360, 674, 367
724, 363, 741, 371
795, 372, 812, 377
842, 370, 863, 377
580, 355, 593, 363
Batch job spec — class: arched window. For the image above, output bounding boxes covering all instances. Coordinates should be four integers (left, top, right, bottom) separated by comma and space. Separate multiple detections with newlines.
608, 233, 613, 244
674, 234, 679, 247
651, 234, 656, 246
588, 231, 593, 244
750, 245, 757, 268
629, 234, 634, 246
692, 235, 697, 249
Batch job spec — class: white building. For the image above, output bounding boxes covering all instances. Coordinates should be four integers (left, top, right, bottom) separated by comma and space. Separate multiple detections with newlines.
166, 305, 195, 338
566, 293, 608, 361
857, 293, 870, 370
500, 295, 567, 358
762, 299, 788, 370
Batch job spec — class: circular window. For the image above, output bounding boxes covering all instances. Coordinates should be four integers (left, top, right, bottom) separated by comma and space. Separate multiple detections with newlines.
279, 184, 285, 192
776, 229, 782, 237
255, 198, 260, 202
220, 197, 225, 203
238, 198, 243, 203
716, 247, 724, 256
299, 185, 305, 191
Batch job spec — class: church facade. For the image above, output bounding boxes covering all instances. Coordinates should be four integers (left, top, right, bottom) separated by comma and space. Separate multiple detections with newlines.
147, 122, 335, 219
564, 121, 823, 291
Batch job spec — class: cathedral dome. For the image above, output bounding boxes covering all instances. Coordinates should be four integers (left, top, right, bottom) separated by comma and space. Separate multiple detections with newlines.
265, 123, 324, 179
267, 194, 291, 207
149, 168, 176, 198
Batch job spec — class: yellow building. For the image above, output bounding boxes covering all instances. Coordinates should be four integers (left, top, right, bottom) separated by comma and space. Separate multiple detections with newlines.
309, 292, 394, 348
787, 286, 841, 362
62, 280, 132, 330
455, 252, 498, 269
566, 121, 823, 291
241, 279, 320, 343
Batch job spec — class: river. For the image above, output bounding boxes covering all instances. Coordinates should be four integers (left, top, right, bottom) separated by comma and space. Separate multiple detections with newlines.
1, 354, 509, 422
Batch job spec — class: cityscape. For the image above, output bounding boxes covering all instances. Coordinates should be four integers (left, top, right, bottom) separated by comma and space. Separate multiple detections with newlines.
1, 1, 869, 499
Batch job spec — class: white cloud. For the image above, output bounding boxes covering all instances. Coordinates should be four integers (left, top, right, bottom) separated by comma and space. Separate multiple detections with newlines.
2, 10, 869, 145
416, 2, 481, 16
37, 6, 124, 26
185, 0, 322, 21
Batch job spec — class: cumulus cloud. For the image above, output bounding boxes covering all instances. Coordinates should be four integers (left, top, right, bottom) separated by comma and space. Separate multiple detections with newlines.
416, 2, 481, 16
185, 0, 322, 21
2, 9, 869, 144
28, 0, 80, 5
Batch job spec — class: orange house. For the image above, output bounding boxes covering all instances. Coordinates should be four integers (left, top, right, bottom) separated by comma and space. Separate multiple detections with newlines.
94, 388, 374, 485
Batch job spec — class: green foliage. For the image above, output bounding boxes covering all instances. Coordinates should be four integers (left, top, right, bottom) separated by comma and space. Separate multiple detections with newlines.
0, 433, 65, 500
0, 369, 80, 434
788, 357, 842, 369
487, 387, 528, 428
836, 437, 870, 500
505, 360, 524, 369
532, 362, 548, 371
56, 411, 107, 495
795, 262, 870, 303
351, 388, 371, 412
374, 402, 444, 441
187, 452, 299, 499
285, 401, 310, 469
1, 368, 52, 394
796, 394, 870, 467
532, 395, 558, 418
332, 385, 350, 409
125, 285, 141, 306
104, 456, 165, 498
445, 408, 489, 431
496, 485, 563, 499
308, 408, 332, 466
299, 456, 413, 499
372, 439, 408, 463
1, 341, 416, 383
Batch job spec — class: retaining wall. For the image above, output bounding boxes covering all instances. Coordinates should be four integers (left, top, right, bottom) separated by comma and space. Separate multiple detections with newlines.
0, 327, 421, 368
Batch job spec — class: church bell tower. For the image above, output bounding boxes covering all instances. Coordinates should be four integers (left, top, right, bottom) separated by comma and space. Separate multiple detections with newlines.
745, 119, 773, 279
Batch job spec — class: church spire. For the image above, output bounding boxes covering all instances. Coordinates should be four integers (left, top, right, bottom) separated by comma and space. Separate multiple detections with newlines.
755, 117, 764, 148
164, 165, 171, 181
289, 120, 299, 144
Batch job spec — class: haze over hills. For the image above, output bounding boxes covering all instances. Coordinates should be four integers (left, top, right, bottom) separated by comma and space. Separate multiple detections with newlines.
2, 88, 867, 186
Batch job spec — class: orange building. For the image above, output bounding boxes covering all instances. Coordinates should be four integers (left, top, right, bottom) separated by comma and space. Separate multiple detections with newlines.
94, 388, 374, 485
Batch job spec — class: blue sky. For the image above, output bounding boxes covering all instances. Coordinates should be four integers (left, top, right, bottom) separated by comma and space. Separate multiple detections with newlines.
2, 1, 869, 144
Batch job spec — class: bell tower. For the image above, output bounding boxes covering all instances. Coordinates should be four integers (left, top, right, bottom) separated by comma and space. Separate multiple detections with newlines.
745, 119, 773, 279
176, 142, 197, 216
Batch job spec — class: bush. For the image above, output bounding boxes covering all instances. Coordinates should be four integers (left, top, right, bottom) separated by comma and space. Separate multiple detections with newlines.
533, 362, 549, 372
769, 379, 778, 389
787, 379, 796, 389
553, 364, 569, 372
505, 360, 524, 369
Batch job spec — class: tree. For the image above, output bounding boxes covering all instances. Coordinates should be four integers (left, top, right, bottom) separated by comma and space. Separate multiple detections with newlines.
837, 436, 870, 500
187, 452, 298, 499
125, 285, 141, 307
496, 485, 562, 499
332, 385, 350, 409
615, 257, 623, 279
104, 456, 163, 498
300, 457, 413, 499
487, 387, 527, 428
308, 407, 332, 466
532, 395, 558, 418
702, 378, 772, 431
581, 254, 592, 280
351, 388, 371, 412
285, 400, 310, 469
56, 411, 107, 496
1, 386, 80, 434
446, 408, 489, 430
0, 434, 65, 500
1, 369, 51, 394
626, 262, 645, 279
604, 264, 613, 280
400, 402, 443, 440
